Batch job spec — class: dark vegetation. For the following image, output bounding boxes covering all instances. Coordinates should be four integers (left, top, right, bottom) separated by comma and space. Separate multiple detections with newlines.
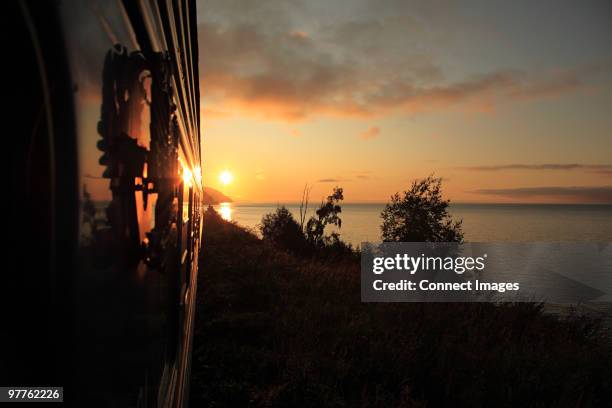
190, 178, 612, 407
381, 176, 464, 243
260, 186, 354, 259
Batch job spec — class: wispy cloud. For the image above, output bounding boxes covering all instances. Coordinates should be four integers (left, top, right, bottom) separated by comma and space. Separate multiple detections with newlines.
507, 62, 612, 101
460, 163, 612, 173
316, 178, 348, 183
474, 186, 612, 203
360, 126, 381, 140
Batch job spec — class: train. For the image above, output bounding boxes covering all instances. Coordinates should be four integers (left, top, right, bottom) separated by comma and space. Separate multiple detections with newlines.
7, 1, 202, 406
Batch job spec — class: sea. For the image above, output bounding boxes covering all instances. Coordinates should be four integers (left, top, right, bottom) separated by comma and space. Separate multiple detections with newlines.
212, 203, 612, 245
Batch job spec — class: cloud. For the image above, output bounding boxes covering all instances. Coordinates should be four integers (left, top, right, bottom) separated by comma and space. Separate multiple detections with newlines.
199, 19, 360, 121
460, 163, 612, 174
316, 178, 348, 183
198, 2, 607, 122
507, 73, 582, 101
289, 30, 310, 41
360, 126, 381, 140
474, 186, 612, 203
508, 62, 612, 101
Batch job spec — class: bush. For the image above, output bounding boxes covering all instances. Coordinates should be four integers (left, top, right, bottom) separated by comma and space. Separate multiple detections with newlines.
260, 187, 355, 259
260, 206, 309, 255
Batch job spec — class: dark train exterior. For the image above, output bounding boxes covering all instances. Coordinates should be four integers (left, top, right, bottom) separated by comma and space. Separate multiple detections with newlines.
6, 1, 202, 406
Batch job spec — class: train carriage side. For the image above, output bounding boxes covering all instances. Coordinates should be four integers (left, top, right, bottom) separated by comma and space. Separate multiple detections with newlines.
8, 1, 202, 406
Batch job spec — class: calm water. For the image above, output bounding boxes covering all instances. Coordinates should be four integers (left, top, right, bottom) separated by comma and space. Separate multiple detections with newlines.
212, 203, 612, 245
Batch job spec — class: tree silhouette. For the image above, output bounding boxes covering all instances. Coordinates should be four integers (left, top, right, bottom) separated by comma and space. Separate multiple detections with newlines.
306, 187, 344, 247
381, 176, 463, 242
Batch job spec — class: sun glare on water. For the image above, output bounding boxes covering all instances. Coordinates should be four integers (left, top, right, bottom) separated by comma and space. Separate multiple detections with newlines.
219, 202, 232, 221
219, 170, 233, 185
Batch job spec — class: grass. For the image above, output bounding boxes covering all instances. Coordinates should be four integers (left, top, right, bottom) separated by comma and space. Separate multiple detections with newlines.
190, 207, 612, 407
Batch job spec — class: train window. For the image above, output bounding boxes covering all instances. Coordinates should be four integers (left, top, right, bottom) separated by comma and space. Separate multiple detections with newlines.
179, 180, 193, 290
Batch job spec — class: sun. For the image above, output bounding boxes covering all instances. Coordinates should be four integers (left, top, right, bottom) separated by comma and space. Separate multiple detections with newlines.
219, 170, 233, 186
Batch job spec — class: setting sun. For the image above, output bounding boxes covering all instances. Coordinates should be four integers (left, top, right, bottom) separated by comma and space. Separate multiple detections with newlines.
219, 170, 233, 186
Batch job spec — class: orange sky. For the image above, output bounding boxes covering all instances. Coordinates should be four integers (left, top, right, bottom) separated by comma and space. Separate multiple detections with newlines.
197, 0, 612, 204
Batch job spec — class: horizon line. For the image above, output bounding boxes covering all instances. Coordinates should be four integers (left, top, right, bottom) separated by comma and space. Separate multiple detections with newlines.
219, 201, 612, 206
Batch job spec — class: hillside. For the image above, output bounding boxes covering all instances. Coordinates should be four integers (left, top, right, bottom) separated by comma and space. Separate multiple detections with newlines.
203, 186, 232, 205
190, 208, 612, 407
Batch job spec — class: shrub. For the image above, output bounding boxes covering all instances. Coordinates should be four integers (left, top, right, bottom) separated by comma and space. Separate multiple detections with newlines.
260, 187, 355, 259
260, 206, 309, 255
